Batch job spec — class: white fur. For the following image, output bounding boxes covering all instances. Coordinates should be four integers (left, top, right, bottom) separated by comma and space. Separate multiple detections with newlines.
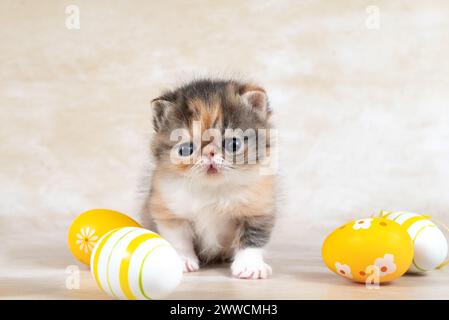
156, 167, 263, 268
156, 220, 199, 272
159, 175, 241, 258
231, 248, 272, 279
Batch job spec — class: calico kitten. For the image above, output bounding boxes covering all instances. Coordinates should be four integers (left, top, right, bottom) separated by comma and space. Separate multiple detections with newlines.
141, 79, 276, 279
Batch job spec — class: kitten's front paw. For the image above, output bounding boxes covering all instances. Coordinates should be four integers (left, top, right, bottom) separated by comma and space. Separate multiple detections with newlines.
231, 249, 272, 280
180, 254, 200, 273
231, 260, 272, 279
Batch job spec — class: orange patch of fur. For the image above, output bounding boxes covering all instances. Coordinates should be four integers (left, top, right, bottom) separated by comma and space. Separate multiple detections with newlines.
233, 175, 275, 218
239, 84, 266, 94
147, 171, 179, 222
188, 96, 222, 132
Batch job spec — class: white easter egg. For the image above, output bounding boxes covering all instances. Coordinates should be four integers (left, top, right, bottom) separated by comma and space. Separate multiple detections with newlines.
382, 211, 448, 272
91, 227, 183, 299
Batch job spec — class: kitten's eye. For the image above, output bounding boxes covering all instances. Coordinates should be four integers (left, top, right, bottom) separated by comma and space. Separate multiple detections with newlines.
223, 137, 242, 153
178, 143, 194, 157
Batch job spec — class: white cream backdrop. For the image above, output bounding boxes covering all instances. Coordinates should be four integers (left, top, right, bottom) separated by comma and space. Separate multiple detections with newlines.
1, 0, 449, 236
2, 0, 449, 300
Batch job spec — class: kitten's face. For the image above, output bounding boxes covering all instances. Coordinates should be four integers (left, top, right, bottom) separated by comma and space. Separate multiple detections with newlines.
151, 80, 273, 184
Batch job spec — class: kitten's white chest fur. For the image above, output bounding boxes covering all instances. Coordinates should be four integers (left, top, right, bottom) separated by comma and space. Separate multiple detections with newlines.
158, 176, 248, 258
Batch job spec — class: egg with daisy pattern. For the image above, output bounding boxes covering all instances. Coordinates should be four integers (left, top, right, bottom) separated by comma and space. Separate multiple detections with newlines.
68, 209, 141, 265
322, 217, 414, 283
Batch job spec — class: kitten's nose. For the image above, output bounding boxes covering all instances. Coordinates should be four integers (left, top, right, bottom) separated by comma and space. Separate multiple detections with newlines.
203, 144, 217, 158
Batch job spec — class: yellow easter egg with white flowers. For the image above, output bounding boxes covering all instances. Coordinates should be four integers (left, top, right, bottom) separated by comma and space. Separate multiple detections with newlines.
322, 217, 414, 283
68, 209, 141, 265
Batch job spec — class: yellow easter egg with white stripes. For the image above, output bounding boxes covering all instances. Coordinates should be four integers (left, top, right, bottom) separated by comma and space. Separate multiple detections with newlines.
381, 211, 448, 272
91, 227, 183, 300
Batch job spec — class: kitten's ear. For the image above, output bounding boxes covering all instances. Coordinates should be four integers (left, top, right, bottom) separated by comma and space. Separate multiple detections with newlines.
240, 87, 269, 119
151, 98, 174, 132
